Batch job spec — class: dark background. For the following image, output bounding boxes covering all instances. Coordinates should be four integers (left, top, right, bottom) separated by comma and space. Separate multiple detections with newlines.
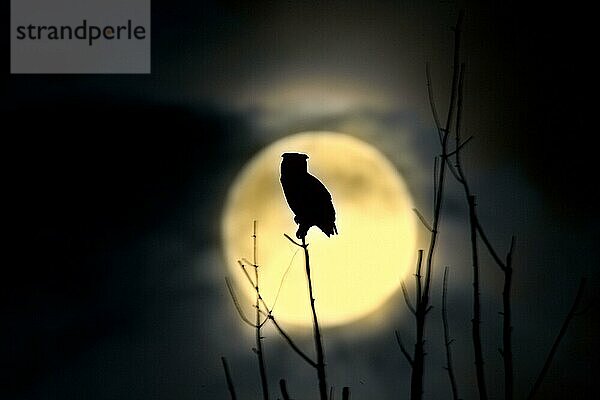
3, 1, 599, 399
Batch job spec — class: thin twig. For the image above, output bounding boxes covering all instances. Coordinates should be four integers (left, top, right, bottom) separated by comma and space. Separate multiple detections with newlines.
475, 221, 507, 270
415, 250, 424, 308
280, 379, 291, 400
448, 49, 490, 400
446, 135, 473, 158
284, 233, 305, 248
269, 315, 318, 368
221, 356, 237, 400
442, 267, 461, 400
468, 195, 488, 400
252, 221, 270, 400
426, 62, 443, 142
446, 160, 464, 184
238, 260, 256, 289
225, 277, 256, 328
408, 12, 464, 400
433, 156, 439, 201
453, 63, 466, 175
526, 278, 586, 400
395, 330, 414, 366
502, 236, 515, 400
412, 208, 433, 232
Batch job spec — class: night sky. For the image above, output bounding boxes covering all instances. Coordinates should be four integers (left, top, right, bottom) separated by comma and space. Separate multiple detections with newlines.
4, 1, 599, 399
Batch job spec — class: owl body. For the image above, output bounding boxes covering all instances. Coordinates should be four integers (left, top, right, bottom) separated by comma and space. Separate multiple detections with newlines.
280, 153, 338, 239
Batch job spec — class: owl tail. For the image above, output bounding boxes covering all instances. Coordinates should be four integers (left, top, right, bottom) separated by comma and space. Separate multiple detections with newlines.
319, 222, 338, 237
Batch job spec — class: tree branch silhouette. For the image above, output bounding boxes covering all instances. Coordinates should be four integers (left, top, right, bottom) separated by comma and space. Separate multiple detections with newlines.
221, 356, 237, 400
252, 221, 270, 400
450, 54, 511, 400
467, 194, 488, 400
267, 314, 318, 368
526, 278, 586, 400
227, 222, 339, 399
442, 267, 461, 400
398, 11, 464, 400
279, 379, 291, 400
285, 233, 328, 400
224, 221, 270, 400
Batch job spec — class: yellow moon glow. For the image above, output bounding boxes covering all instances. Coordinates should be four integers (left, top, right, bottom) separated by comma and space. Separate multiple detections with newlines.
222, 132, 417, 328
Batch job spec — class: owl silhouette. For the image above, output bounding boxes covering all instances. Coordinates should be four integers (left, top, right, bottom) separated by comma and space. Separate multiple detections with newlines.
280, 153, 338, 239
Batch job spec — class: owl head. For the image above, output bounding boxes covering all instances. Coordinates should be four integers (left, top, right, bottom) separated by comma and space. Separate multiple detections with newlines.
281, 153, 309, 173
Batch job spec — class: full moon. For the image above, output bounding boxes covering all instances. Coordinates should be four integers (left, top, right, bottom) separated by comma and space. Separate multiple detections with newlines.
222, 132, 417, 328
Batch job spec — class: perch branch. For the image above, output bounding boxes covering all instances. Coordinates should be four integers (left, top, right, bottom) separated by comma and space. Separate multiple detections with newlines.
284, 233, 305, 248
302, 235, 328, 400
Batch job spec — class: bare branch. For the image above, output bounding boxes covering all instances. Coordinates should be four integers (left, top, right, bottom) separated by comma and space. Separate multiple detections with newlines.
442, 267, 460, 400
395, 330, 414, 366
412, 208, 433, 232
502, 236, 516, 400
241, 257, 257, 268
408, 11, 464, 400
475, 221, 507, 271
237, 260, 256, 288
284, 233, 305, 248
527, 278, 587, 400
446, 160, 464, 184
446, 135, 473, 158
301, 236, 328, 400
426, 62, 443, 142
468, 195, 489, 400
453, 63, 466, 165
269, 315, 318, 368
225, 277, 257, 328
280, 379, 291, 400
221, 356, 238, 400
415, 249, 424, 306
250, 221, 270, 400
434, 156, 439, 199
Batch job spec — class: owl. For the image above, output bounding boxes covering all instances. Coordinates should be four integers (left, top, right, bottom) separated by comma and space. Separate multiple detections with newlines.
280, 153, 338, 239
